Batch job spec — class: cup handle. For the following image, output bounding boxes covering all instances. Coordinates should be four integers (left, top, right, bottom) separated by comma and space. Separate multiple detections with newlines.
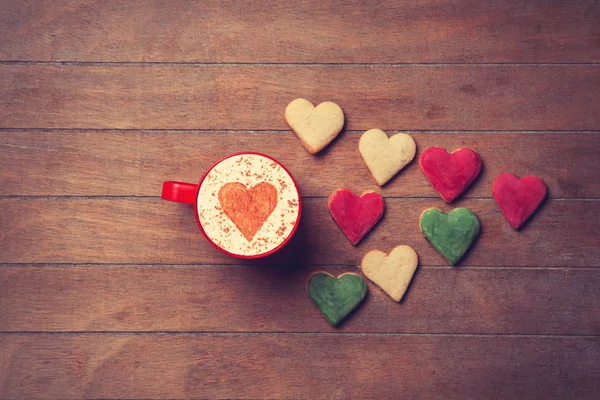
161, 181, 198, 205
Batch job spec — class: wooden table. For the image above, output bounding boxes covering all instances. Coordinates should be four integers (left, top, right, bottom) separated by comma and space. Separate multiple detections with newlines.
1, 1, 599, 398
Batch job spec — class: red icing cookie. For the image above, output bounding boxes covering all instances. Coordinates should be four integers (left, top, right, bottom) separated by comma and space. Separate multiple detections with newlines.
328, 189, 385, 245
493, 173, 547, 230
419, 147, 482, 203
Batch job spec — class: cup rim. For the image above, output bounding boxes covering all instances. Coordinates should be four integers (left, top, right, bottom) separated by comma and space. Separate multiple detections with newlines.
193, 151, 302, 260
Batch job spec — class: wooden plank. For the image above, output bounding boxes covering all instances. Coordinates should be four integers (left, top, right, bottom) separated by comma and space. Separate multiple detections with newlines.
0, 0, 598, 63
1, 334, 598, 398
0, 198, 597, 266
2, 131, 598, 198
1, 266, 598, 334
1, 65, 598, 130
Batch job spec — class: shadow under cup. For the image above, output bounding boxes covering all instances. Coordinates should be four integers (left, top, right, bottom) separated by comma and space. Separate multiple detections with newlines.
161, 152, 302, 259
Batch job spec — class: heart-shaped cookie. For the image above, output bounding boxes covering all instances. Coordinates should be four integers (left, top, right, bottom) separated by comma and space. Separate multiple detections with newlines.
361, 245, 418, 302
285, 98, 344, 154
359, 129, 417, 186
218, 182, 278, 241
307, 272, 367, 326
419, 207, 480, 265
493, 173, 547, 230
419, 147, 482, 203
328, 189, 385, 245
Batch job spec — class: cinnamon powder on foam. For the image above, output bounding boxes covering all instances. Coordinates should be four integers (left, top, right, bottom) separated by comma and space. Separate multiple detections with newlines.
197, 154, 300, 256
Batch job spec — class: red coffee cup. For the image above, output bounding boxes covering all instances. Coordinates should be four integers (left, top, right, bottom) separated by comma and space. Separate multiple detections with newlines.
161, 152, 302, 259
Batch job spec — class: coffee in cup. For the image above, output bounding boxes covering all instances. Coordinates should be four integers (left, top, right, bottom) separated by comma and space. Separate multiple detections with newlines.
162, 152, 301, 259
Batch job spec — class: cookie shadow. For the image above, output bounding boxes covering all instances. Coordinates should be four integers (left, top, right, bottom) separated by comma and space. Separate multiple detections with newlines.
333, 290, 368, 330
399, 265, 421, 304
469, 155, 485, 193
312, 118, 348, 159
453, 223, 482, 267
516, 191, 548, 231
380, 137, 419, 189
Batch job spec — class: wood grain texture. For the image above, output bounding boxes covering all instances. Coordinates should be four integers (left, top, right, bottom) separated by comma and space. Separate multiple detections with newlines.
1, 0, 598, 63
4, 131, 598, 198
1, 198, 597, 266
2, 0, 599, 397
1, 334, 599, 399
1, 65, 599, 130
1, 266, 598, 334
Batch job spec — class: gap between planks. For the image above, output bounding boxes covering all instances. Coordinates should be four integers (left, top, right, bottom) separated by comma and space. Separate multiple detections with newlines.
0, 332, 598, 338
1, 128, 600, 134
0, 264, 596, 270
1, 196, 598, 201
0, 60, 600, 68
1, 61, 599, 67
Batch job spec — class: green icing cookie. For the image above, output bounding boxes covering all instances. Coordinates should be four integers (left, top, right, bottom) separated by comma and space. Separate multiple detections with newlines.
419, 207, 480, 265
307, 272, 367, 326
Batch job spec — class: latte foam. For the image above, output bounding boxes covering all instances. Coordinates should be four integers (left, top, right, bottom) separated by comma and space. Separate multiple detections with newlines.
197, 154, 300, 257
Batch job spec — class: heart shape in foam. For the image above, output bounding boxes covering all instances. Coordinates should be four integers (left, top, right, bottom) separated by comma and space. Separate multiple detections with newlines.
328, 189, 385, 245
493, 173, 547, 230
218, 182, 278, 241
307, 272, 367, 326
361, 245, 418, 302
359, 129, 417, 186
285, 98, 345, 154
419, 207, 480, 265
419, 147, 482, 202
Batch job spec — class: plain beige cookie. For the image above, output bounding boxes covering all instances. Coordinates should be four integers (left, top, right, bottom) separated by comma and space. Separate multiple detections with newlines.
359, 129, 416, 186
361, 245, 418, 302
285, 98, 344, 154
